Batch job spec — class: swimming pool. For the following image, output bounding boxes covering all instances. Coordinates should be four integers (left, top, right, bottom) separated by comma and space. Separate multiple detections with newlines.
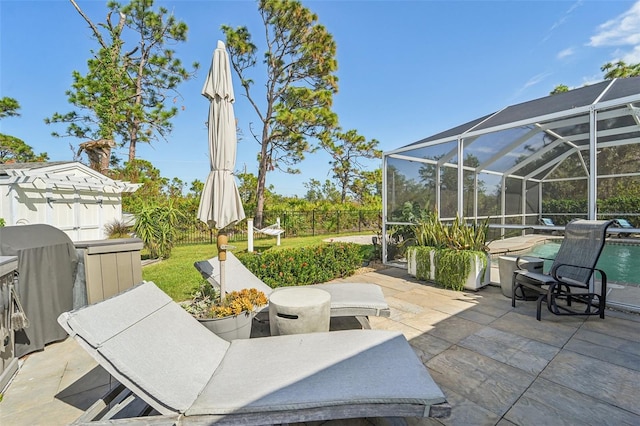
515, 241, 639, 286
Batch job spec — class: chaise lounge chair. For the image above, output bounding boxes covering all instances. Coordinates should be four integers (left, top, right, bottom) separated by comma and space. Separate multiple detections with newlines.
512, 219, 614, 321
614, 218, 638, 238
539, 217, 555, 227
539, 217, 563, 235
253, 220, 285, 246
194, 252, 391, 329
255, 222, 285, 237
58, 281, 450, 424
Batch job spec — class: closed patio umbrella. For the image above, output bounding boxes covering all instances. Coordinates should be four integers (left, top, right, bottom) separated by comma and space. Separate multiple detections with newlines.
197, 40, 245, 297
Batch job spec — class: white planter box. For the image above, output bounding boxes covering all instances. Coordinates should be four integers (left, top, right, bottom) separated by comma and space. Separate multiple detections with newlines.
408, 249, 416, 276
407, 248, 490, 291
465, 253, 491, 291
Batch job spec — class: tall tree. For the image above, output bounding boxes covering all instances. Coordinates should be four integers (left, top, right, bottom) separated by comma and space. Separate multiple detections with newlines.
222, 0, 339, 227
322, 129, 381, 203
551, 60, 640, 94
0, 135, 49, 164
110, 158, 168, 212
350, 169, 382, 207
115, 0, 197, 161
46, 1, 129, 172
550, 84, 569, 95
0, 97, 21, 119
0, 98, 48, 163
601, 60, 640, 79
47, 0, 197, 170
303, 178, 340, 203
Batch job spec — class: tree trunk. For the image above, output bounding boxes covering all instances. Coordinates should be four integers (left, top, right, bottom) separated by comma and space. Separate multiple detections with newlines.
128, 138, 136, 162
255, 152, 268, 229
128, 114, 139, 162
254, 126, 271, 229
78, 139, 114, 174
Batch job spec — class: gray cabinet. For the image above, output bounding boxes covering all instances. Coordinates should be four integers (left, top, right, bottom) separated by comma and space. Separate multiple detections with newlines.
75, 238, 143, 304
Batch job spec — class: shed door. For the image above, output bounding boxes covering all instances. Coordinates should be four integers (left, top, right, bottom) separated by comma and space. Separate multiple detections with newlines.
50, 188, 102, 241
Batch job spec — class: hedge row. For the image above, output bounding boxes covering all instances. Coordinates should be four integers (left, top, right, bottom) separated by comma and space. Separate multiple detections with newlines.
237, 243, 364, 288
543, 195, 640, 225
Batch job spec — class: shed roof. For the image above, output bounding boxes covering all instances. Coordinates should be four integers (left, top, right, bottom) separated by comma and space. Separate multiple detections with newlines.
0, 161, 140, 192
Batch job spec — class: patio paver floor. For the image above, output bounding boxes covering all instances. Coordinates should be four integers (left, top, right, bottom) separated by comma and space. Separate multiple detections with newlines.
1, 265, 640, 425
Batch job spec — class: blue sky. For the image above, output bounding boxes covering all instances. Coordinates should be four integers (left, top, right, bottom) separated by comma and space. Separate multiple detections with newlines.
2, 0, 640, 197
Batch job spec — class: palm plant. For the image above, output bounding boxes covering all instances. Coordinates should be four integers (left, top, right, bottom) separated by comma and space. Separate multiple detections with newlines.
409, 214, 490, 252
134, 200, 185, 259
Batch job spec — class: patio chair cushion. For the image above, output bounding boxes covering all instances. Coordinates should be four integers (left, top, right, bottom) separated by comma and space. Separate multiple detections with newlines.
59, 281, 449, 423
188, 330, 444, 415
540, 218, 555, 226
307, 282, 389, 316
195, 253, 391, 319
615, 218, 633, 228
60, 282, 228, 413
513, 270, 558, 286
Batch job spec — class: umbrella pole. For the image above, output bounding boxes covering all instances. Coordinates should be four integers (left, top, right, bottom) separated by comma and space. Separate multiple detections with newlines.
217, 233, 228, 299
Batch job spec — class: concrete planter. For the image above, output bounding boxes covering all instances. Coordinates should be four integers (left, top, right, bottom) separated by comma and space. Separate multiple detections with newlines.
407, 247, 490, 291
498, 255, 544, 299
464, 253, 491, 291
198, 313, 253, 341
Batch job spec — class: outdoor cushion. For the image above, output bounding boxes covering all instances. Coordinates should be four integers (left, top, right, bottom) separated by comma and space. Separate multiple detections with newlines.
60, 282, 226, 413
58, 281, 450, 423
194, 252, 390, 320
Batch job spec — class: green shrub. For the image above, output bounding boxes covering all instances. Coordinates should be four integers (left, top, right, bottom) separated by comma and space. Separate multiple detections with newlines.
238, 243, 363, 288
542, 196, 640, 224
413, 246, 435, 281
409, 214, 489, 252
104, 220, 131, 238
434, 249, 485, 291
407, 213, 489, 292
409, 246, 487, 291
134, 201, 184, 259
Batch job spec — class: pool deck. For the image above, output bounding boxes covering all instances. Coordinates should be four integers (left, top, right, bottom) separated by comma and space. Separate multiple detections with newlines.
2, 261, 640, 425
487, 235, 550, 257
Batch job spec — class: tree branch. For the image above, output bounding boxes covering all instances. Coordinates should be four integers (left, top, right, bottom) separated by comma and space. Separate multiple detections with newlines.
70, 0, 107, 48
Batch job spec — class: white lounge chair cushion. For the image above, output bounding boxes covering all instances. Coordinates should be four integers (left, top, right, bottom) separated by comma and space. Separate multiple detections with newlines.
59, 281, 448, 422
196, 254, 273, 295
59, 282, 229, 414
308, 283, 389, 316
188, 330, 445, 415
195, 254, 391, 318
256, 226, 284, 236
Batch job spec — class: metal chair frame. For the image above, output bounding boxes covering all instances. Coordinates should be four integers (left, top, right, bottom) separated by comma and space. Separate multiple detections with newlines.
512, 219, 614, 321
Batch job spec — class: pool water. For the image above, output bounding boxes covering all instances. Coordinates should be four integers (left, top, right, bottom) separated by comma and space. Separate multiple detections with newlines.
518, 242, 639, 286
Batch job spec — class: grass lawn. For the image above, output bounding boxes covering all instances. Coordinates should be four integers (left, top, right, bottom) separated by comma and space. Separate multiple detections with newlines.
142, 233, 374, 301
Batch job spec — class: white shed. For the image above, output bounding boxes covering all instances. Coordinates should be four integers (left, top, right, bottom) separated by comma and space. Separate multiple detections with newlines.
0, 162, 140, 241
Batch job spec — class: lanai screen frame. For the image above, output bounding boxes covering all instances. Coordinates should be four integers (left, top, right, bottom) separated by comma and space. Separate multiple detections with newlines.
382, 77, 640, 264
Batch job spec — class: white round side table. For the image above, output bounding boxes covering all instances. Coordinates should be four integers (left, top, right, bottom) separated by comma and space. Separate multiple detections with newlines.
268, 287, 331, 336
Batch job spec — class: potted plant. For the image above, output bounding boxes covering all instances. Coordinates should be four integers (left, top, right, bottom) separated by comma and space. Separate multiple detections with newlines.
406, 213, 491, 291
180, 283, 268, 341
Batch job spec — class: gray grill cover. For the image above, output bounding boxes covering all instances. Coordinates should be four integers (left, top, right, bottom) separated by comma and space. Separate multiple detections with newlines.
0, 224, 77, 357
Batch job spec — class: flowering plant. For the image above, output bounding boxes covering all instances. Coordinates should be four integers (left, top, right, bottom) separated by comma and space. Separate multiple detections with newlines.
181, 283, 267, 319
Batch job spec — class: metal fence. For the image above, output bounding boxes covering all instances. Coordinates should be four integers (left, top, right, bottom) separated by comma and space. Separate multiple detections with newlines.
173, 209, 381, 246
